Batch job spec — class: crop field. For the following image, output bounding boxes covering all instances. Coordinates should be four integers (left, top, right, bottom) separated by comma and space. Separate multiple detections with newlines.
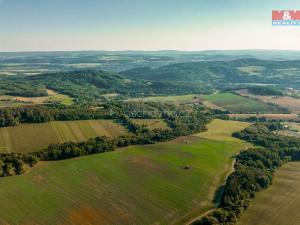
0, 89, 73, 107
0, 120, 127, 153
238, 162, 300, 225
194, 119, 250, 142
132, 119, 169, 130
202, 93, 282, 113
127, 94, 199, 104
0, 119, 250, 225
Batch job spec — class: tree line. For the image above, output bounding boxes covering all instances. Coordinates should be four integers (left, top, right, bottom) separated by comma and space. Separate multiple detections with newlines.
0, 105, 116, 127
193, 122, 300, 225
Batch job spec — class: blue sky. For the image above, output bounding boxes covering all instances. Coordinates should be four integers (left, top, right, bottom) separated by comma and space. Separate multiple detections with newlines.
0, 0, 300, 51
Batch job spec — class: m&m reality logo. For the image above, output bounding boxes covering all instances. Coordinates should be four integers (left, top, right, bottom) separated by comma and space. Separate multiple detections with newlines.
272, 10, 300, 26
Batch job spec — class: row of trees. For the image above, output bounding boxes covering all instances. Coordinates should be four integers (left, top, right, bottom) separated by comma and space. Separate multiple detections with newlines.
0, 101, 208, 128
0, 105, 116, 127
194, 122, 300, 225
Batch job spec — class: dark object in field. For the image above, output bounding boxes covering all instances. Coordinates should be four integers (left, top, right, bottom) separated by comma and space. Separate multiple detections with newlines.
183, 164, 191, 170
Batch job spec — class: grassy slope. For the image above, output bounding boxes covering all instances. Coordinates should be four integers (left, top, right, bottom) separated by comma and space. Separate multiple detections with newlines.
238, 162, 300, 225
0, 119, 250, 225
202, 93, 281, 113
0, 120, 127, 153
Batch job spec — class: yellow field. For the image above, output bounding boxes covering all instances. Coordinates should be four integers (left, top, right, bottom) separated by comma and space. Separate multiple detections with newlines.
238, 162, 300, 225
194, 119, 251, 143
0, 120, 127, 153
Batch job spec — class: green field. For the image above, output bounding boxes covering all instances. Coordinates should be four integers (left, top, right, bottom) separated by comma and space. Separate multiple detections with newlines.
0, 120, 127, 153
238, 162, 300, 225
202, 93, 281, 113
0, 119, 250, 225
202, 93, 279, 113
132, 119, 169, 130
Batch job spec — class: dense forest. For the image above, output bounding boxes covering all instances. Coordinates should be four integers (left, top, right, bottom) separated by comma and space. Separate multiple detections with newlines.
0, 70, 213, 104
193, 122, 300, 225
0, 105, 115, 127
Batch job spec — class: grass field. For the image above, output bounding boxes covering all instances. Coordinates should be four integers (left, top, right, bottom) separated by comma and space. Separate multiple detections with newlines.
0, 120, 127, 153
0, 120, 250, 225
238, 162, 300, 225
202, 93, 281, 113
132, 119, 169, 130
194, 119, 250, 142
127, 94, 199, 104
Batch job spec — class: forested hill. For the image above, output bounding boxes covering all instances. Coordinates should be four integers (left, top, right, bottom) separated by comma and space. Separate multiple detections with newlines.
121, 58, 300, 87
0, 70, 211, 102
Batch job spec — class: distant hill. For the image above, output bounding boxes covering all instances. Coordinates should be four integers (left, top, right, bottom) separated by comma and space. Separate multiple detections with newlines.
121, 58, 300, 88
0, 70, 211, 101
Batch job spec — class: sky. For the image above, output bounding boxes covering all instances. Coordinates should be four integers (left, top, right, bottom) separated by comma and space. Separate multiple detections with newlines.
0, 0, 300, 51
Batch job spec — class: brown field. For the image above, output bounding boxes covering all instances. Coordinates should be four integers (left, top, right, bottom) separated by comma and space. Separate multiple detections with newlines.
238, 162, 300, 225
268, 96, 300, 113
228, 113, 299, 121
236, 89, 300, 113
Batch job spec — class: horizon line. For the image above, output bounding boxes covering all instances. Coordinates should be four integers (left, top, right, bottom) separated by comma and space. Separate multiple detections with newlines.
1, 49, 300, 54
